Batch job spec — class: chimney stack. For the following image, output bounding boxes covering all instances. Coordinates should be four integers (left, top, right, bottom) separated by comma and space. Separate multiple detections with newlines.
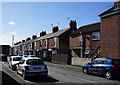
22, 40, 25, 43
52, 26, 59, 33
40, 31, 46, 37
32, 35, 37, 39
114, 0, 120, 9
26, 38, 31, 41
69, 20, 77, 31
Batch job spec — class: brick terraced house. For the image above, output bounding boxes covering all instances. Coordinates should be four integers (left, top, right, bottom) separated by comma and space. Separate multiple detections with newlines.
35, 20, 77, 63
70, 22, 100, 65
99, 1, 120, 59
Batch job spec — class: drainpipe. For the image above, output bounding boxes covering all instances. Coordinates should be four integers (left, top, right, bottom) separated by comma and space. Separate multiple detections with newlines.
80, 32, 83, 58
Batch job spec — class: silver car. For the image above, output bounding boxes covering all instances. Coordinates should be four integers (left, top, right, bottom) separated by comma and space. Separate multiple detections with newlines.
16, 57, 48, 79
8, 56, 22, 70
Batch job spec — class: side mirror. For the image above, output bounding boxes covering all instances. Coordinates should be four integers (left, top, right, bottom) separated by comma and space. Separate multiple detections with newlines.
17, 63, 19, 66
88, 62, 91, 65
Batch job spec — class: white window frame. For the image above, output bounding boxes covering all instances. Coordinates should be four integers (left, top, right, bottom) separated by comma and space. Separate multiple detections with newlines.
45, 39, 47, 48
39, 40, 42, 47
54, 37, 57, 47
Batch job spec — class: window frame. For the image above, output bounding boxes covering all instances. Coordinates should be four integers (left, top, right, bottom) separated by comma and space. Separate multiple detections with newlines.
54, 37, 57, 47
92, 32, 100, 40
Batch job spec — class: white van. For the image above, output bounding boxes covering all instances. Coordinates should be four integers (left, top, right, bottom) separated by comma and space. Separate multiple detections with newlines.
8, 56, 22, 70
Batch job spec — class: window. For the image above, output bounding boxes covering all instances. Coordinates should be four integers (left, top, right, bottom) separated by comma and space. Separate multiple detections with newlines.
92, 32, 100, 40
29, 43, 32, 49
19, 59, 25, 64
54, 37, 57, 47
39, 40, 42, 47
34, 42, 36, 49
13, 57, 22, 61
52, 50, 58, 54
45, 39, 47, 48
26, 59, 44, 65
91, 60, 97, 64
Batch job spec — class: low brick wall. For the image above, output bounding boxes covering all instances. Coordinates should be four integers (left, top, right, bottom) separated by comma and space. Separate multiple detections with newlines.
72, 57, 91, 66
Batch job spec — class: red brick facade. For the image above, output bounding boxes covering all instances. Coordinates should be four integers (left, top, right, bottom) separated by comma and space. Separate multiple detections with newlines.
100, 14, 120, 59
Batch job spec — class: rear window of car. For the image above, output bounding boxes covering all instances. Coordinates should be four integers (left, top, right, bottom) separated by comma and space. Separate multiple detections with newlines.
13, 57, 22, 61
113, 59, 120, 65
26, 59, 44, 65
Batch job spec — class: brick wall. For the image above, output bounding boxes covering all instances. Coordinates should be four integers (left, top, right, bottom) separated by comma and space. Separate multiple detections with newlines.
48, 37, 59, 49
59, 30, 70, 54
70, 35, 81, 48
100, 14, 120, 59
36, 40, 40, 50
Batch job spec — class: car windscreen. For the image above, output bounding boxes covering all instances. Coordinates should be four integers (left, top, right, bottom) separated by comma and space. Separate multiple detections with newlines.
26, 59, 44, 65
113, 59, 120, 65
13, 57, 22, 61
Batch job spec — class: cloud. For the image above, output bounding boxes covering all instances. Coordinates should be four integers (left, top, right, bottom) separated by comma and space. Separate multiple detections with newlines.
10, 31, 16, 35
8, 21, 15, 25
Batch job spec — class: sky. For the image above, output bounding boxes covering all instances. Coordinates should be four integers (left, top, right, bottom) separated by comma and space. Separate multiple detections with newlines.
1, 2, 114, 46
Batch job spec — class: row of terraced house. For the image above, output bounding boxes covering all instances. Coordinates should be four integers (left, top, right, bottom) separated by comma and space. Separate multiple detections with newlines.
10, 1, 120, 66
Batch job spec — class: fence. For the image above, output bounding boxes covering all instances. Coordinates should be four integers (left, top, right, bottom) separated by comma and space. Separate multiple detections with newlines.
52, 54, 71, 65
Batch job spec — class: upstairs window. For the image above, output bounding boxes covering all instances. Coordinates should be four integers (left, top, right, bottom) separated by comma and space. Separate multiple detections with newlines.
39, 40, 42, 47
34, 42, 36, 49
92, 32, 100, 40
54, 37, 57, 47
45, 39, 47, 48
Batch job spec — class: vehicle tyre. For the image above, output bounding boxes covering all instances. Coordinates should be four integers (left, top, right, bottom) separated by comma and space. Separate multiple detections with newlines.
105, 71, 112, 79
43, 74, 48, 78
9, 65, 11, 68
83, 68, 88, 74
16, 69, 19, 75
22, 71, 27, 80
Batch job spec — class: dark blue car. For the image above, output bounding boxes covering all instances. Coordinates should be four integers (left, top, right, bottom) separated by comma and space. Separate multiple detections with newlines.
82, 58, 120, 79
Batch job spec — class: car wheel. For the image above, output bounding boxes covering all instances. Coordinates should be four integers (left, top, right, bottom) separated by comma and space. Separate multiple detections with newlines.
105, 71, 112, 79
16, 69, 19, 75
22, 71, 27, 80
83, 68, 88, 74
9, 65, 11, 68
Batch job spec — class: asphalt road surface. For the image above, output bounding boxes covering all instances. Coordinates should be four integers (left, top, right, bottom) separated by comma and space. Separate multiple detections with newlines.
1, 61, 120, 85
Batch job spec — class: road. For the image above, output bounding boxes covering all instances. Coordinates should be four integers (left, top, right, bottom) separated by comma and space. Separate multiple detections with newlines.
0, 61, 120, 85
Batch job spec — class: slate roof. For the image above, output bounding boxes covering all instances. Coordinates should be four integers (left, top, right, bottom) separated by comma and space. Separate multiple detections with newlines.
36, 28, 69, 41
71, 22, 100, 35
99, 4, 120, 17
99, 7, 114, 16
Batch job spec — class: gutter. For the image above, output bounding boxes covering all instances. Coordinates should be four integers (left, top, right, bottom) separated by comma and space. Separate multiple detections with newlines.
99, 10, 120, 18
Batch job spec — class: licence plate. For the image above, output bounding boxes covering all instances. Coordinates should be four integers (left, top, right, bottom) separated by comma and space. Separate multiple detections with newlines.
34, 67, 42, 69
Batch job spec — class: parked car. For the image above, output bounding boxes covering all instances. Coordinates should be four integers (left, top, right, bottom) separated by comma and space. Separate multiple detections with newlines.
16, 57, 48, 79
82, 58, 120, 79
8, 56, 22, 70
21, 55, 28, 58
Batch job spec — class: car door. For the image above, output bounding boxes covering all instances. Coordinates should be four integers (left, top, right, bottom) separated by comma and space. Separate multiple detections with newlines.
17, 59, 25, 74
96, 59, 108, 75
88, 59, 97, 74
8, 57, 12, 67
